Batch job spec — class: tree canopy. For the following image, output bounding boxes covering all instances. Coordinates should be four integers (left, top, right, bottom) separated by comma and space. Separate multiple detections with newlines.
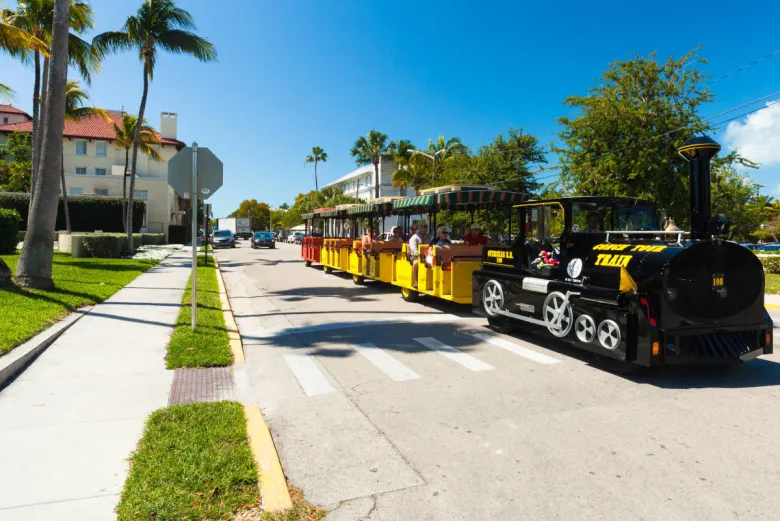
229, 199, 271, 231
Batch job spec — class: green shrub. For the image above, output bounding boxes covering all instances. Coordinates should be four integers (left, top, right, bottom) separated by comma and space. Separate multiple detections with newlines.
0, 208, 22, 254
0, 192, 145, 232
761, 257, 780, 275
81, 234, 130, 258
139, 233, 165, 246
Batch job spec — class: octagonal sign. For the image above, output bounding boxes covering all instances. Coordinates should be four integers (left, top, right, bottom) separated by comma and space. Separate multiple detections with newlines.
168, 146, 223, 199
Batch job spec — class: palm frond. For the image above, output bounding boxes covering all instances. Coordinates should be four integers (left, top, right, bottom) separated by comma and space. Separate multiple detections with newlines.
69, 1, 95, 34
91, 30, 133, 58
157, 29, 217, 62
165, 4, 197, 31
0, 82, 14, 101
68, 33, 100, 84
0, 20, 48, 58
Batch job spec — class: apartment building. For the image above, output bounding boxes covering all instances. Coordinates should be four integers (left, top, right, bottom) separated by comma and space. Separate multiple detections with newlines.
0, 108, 185, 233
322, 157, 408, 200
0, 104, 32, 125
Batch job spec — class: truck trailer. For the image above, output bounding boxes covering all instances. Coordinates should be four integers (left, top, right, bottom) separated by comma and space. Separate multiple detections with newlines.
216, 217, 252, 240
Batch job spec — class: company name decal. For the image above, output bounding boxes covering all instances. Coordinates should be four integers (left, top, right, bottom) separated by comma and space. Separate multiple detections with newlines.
486, 249, 514, 264
593, 244, 666, 253
595, 253, 632, 268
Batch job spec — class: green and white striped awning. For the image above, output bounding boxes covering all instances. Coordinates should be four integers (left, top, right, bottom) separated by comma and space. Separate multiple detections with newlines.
347, 201, 395, 217
301, 213, 314, 220
392, 190, 527, 212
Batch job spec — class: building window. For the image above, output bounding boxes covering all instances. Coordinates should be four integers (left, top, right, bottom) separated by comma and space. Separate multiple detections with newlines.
68, 187, 83, 196
400, 186, 407, 196
75, 167, 86, 175
75, 140, 87, 156
96, 141, 107, 157
135, 190, 148, 201
94, 188, 108, 196
2, 117, 7, 124
95, 168, 107, 176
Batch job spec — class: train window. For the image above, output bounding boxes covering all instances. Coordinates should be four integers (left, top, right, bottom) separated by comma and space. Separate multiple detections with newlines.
527, 204, 564, 242
615, 204, 660, 231
572, 202, 611, 233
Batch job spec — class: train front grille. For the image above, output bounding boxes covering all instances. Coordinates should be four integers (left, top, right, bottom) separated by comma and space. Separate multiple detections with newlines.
666, 331, 760, 358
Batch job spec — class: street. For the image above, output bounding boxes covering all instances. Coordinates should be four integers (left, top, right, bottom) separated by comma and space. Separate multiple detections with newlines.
217, 241, 780, 521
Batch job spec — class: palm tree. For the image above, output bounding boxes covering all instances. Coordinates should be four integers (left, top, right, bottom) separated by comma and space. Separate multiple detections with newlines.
305, 146, 327, 192
2, 0, 99, 196
112, 113, 162, 230
0, 83, 14, 101
413, 136, 465, 184
61, 81, 109, 233
93, 0, 217, 251
391, 139, 417, 193
350, 130, 394, 199
15, 0, 70, 288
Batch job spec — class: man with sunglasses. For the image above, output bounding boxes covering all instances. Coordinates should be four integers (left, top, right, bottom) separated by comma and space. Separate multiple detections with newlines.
431, 225, 452, 247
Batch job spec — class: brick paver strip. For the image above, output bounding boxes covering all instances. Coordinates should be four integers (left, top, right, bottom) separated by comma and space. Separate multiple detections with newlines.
168, 367, 237, 405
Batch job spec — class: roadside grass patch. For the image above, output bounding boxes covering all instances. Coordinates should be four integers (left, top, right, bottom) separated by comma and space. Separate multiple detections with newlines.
0, 253, 156, 355
766, 273, 780, 294
167, 255, 232, 368
117, 402, 259, 521
234, 484, 327, 521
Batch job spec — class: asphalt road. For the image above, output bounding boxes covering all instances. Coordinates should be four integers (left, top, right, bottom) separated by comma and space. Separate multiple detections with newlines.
216, 241, 780, 521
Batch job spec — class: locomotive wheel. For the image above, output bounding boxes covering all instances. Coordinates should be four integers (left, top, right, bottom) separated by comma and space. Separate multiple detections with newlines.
353, 274, 365, 285
543, 292, 573, 338
304, 260, 312, 267
401, 287, 419, 302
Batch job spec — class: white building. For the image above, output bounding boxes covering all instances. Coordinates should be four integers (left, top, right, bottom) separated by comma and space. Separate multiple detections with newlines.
0, 108, 185, 234
322, 158, 409, 200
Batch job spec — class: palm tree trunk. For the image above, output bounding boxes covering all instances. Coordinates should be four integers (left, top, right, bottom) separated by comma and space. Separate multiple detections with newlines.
30, 51, 41, 198
314, 160, 318, 192
16, 0, 70, 289
122, 147, 129, 232
60, 152, 71, 233
374, 162, 380, 199
37, 57, 50, 171
126, 63, 150, 251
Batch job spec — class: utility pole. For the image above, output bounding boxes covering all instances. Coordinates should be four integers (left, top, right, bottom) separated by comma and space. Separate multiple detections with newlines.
191, 142, 198, 331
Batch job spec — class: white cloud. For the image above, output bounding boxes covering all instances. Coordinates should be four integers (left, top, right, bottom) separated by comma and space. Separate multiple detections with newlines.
774, 184, 780, 197
723, 102, 780, 166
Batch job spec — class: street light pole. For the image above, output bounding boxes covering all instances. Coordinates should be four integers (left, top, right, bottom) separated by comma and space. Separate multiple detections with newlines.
409, 149, 445, 184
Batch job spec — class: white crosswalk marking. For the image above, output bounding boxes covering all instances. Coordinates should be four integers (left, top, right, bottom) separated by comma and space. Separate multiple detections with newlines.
353, 343, 421, 382
472, 333, 561, 365
413, 337, 494, 372
284, 353, 335, 396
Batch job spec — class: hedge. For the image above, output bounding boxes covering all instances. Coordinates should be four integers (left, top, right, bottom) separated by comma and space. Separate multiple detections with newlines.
82, 234, 130, 258
0, 208, 21, 254
0, 192, 145, 232
761, 257, 780, 275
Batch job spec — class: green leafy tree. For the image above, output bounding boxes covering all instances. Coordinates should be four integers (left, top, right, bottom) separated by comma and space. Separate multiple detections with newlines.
230, 199, 271, 230
351, 130, 394, 199
306, 146, 327, 192
0, 131, 33, 192
93, 0, 217, 251
555, 49, 714, 221
709, 152, 769, 241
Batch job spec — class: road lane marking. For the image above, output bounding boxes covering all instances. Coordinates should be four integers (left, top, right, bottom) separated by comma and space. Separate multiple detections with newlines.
353, 343, 421, 382
413, 337, 494, 372
283, 353, 335, 396
472, 333, 561, 365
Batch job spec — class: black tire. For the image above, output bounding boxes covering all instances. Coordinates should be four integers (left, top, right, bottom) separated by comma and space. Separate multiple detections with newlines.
323, 266, 333, 274
231, 244, 236, 248
270, 244, 275, 249
401, 287, 419, 302
353, 274, 364, 285
488, 315, 516, 334
304, 260, 312, 267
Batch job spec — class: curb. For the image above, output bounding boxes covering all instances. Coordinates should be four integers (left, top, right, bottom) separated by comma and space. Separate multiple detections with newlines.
244, 403, 293, 512
214, 256, 245, 364
0, 306, 93, 388
767, 303, 780, 311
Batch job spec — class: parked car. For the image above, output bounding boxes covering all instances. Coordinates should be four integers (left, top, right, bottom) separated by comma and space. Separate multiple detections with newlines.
287, 233, 303, 244
251, 231, 275, 249
212, 229, 236, 249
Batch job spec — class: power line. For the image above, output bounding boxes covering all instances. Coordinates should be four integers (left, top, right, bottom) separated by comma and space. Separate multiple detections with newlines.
709, 49, 780, 85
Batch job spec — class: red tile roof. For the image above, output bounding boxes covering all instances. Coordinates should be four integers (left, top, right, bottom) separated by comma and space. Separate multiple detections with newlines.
0, 109, 184, 148
0, 104, 31, 118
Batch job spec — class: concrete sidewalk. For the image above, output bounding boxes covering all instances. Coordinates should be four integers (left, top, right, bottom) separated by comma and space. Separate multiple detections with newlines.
0, 252, 192, 521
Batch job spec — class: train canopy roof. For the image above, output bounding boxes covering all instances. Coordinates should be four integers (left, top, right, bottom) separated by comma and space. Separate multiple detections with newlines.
347, 196, 402, 217
393, 185, 528, 213
514, 196, 656, 208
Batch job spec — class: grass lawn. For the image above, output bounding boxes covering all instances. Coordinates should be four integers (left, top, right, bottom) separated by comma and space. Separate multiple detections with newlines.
767, 273, 780, 294
0, 253, 157, 356
166, 255, 232, 368
117, 402, 259, 521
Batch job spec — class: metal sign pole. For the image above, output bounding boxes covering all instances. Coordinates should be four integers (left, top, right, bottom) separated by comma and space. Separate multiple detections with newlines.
191, 142, 198, 331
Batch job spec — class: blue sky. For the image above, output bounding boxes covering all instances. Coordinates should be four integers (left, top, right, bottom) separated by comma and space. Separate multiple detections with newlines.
2, 0, 780, 217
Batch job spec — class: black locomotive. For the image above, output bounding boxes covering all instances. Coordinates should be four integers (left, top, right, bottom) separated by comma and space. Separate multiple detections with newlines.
473, 137, 774, 366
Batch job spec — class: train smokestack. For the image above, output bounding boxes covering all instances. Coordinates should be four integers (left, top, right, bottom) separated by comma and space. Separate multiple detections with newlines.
678, 136, 721, 240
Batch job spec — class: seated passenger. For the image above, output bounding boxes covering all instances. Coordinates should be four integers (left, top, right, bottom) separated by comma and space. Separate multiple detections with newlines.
431, 226, 452, 247
410, 223, 430, 289
463, 223, 488, 246
389, 226, 403, 242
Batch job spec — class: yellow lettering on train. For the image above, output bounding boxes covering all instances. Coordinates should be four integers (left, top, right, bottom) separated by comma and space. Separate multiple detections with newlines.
486, 250, 514, 261
593, 244, 631, 251
595, 254, 632, 268
630, 245, 667, 253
